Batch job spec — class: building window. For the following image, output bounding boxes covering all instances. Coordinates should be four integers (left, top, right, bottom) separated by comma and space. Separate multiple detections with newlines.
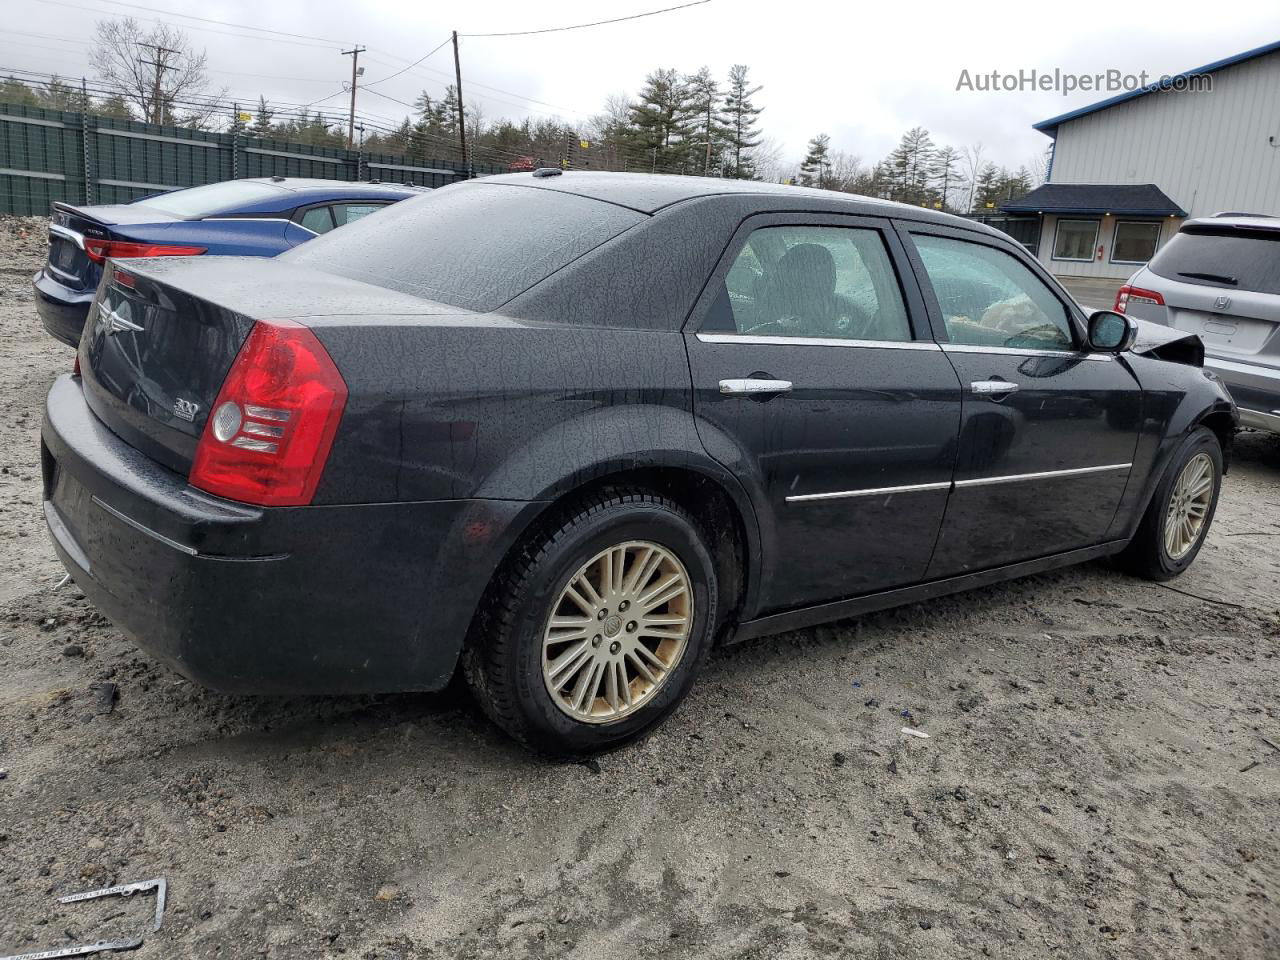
1111, 221, 1162, 264
1052, 219, 1099, 262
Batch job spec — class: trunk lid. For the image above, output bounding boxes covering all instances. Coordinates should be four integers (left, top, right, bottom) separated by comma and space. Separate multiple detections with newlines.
79, 257, 469, 475
46, 202, 180, 293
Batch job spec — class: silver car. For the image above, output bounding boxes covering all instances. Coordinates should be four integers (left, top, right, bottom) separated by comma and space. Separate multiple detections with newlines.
1117, 213, 1280, 431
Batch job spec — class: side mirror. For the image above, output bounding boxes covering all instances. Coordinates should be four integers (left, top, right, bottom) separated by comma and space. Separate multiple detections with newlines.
1087, 310, 1137, 353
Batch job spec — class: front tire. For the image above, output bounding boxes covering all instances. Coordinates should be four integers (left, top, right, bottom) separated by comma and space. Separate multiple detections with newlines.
463, 489, 719, 755
1117, 426, 1222, 581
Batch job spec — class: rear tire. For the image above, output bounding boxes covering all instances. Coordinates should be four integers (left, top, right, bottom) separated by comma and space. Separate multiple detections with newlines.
463, 488, 719, 755
1117, 426, 1222, 581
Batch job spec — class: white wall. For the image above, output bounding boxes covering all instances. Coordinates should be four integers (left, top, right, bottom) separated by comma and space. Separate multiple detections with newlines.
1049, 50, 1280, 219
1036, 214, 1183, 280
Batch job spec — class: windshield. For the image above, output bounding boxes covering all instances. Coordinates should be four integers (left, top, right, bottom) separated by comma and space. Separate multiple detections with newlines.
133, 180, 291, 218
1148, 227, 1280, 295
281, 182, 646, 312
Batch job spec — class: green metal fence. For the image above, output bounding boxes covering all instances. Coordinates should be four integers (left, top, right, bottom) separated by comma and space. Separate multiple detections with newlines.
0, 101, 503, 215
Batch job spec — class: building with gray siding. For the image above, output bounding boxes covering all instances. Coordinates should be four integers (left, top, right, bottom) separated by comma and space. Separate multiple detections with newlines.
1001, 40, 1280, 280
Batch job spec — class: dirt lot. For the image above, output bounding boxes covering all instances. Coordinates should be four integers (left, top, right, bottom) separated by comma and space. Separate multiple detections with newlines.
1, 216, 1278, 959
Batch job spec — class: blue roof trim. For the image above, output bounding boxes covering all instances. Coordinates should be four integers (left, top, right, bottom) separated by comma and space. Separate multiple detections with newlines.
1033, 38, 1280, 135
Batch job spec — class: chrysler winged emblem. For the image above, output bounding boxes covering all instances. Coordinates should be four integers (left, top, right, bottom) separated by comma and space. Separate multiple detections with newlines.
1213, 295, 1232, 311
99, 302, 144, 335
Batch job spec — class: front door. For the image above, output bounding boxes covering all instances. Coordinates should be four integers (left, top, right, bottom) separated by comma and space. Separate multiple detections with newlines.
684, 214, 962, 612
899, 225, 1144, 579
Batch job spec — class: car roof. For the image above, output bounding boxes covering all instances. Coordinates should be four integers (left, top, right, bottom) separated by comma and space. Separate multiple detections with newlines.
1182, 213, 1280, 233
242, 177, 427, 196
474, 170, 992, 233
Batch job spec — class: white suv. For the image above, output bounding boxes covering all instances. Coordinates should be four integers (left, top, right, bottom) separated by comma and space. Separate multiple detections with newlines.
1116, 214, 1280, 432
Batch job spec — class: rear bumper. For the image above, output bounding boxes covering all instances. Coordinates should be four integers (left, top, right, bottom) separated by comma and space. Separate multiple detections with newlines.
1203, 354, 1280, 431
42, 374, 538, 694
33, 270, 93, 347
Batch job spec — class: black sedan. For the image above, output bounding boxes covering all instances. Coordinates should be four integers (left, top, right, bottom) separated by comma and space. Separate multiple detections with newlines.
41, 172, 1237, 754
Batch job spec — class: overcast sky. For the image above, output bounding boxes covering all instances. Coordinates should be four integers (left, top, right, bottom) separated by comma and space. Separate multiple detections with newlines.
4, 0, 1276, 171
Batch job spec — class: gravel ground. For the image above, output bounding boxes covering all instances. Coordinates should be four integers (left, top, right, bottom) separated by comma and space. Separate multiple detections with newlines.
1, 217, 1278, 959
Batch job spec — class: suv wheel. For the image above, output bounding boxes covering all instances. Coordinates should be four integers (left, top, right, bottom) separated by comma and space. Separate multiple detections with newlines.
1118, 426, 1222, 581
463, 489, 719, 755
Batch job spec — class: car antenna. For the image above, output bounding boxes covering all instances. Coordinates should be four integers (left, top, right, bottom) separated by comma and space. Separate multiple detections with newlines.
532, 168, 563, 178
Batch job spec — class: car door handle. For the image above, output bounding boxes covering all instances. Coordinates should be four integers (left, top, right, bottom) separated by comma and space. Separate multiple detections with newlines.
970, 379, 1019, 396
719, 378, 793, 396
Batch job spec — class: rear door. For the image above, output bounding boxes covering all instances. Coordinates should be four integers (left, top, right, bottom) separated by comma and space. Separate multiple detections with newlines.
684, 213, 962, 612
898, 223, 1143, 578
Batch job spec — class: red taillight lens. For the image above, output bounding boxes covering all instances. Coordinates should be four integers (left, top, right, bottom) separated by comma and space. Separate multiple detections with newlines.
189, 320, 347, 507
73, 352, 81, 376
1114, 284, 1165, 313
83, 238, 207, 264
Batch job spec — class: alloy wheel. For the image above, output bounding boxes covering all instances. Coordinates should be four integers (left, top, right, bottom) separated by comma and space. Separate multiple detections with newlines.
1164, 452, 1214, 561
541, 540, 693, 724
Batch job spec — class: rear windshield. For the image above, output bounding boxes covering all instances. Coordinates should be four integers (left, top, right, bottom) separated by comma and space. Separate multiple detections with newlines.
1148, 227, 1280, 295
133, 180, 291, 218
281, 182, 646, 312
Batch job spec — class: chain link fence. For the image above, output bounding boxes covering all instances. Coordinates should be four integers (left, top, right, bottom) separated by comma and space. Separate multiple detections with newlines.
0, 100, 506, 215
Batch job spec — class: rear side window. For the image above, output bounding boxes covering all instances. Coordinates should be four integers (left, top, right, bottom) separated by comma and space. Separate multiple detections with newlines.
133, 180, 289, 218
300, 207, 335, 234
913, 234, 1075, 350
332, 202, 385, 226
283, 184, 646, 312
713, 225, 911, 341
1148, 228, 1280, 294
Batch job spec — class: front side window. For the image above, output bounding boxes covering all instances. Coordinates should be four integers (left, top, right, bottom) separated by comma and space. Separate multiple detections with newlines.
1112, 221, 1161, 263
715, 225, 911, 341
1053, 219, 1099, 261
913, 234, 1075, 351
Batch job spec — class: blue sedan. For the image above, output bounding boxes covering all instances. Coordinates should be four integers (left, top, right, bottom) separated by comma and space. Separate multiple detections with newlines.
34, 177, 426, 346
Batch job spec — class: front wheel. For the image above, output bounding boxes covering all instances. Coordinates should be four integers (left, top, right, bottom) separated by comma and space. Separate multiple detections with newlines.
463, 489, 719, 755
1117, 426, 1223, 581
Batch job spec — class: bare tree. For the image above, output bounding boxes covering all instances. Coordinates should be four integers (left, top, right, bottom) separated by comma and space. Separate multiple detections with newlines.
90, 17, 218, 125
746, 135, 785, 182
1027, 145, 1052, 187
827, 150, 866, 193
961, 142, 987, 213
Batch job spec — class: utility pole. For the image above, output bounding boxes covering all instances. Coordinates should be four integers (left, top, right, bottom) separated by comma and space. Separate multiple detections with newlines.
138, 42, 178, 124
341, 45, 365, 149
451, 31, 468, 175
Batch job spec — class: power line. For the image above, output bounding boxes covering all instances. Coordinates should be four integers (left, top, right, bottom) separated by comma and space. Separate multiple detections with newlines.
35, 0, 345, 46
460, 0, 710, 37
362, 36, 451, 88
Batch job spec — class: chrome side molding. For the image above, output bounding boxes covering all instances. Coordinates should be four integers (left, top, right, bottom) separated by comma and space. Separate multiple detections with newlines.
953, 463, 1132, 488
787, 463, 1133, 504
785, 481, 952, 503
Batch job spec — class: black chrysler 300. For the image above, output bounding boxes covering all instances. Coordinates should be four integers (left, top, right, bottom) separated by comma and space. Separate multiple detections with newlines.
42, 172, 1236, 753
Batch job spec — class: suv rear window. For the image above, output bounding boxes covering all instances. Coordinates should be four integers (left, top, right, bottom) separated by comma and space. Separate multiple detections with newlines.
282, 183, 646, 312
133, 180, 290, 218
1148, 227, 1280, 295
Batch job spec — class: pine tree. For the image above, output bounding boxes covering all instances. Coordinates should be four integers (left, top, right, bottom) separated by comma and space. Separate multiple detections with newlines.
930, 145, 962, 212
886, 127, 936, 206
624, 68, 697, 172
249, 96, 274, 139
722, 64, 762, 179
684, 66, 726, 176
797, 133, 831, 188
974, 163, 1001, 210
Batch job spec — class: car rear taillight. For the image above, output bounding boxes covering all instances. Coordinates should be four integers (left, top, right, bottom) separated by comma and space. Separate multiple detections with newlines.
189, 319, 347, 507
1114, 284, 1165, 313
83, 238, 207, 264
